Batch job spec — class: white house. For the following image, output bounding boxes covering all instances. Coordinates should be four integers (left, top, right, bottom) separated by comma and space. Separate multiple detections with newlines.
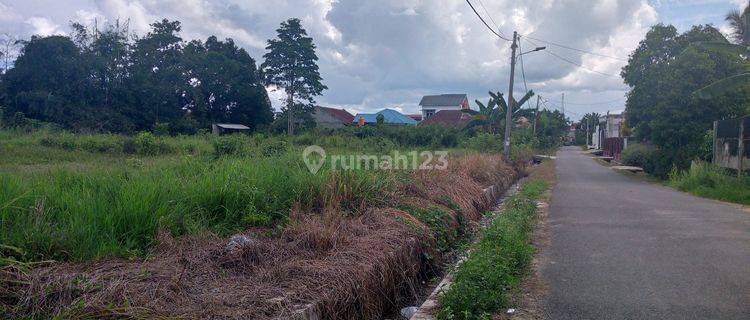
419, 94, 470, 120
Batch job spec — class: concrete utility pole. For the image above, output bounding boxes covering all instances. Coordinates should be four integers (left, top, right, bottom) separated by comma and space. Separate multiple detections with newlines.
504, 31, 518, 159
533, 95, 540, 136
561, 93, 565, 120
586, 116, 591, 147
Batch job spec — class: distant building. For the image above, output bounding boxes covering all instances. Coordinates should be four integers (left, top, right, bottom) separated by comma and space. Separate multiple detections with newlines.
312, 106, 355, 128
419, 94, 470, 120
352, 109, 418, 126
407, 114, 423, 122
419, 110, 473, 127
592, 111, 625, 149
212, 123, 251, 135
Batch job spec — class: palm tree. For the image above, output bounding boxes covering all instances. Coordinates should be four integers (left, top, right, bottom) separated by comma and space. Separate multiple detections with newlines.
726, 1, 750, 45
691, 1, 750, 99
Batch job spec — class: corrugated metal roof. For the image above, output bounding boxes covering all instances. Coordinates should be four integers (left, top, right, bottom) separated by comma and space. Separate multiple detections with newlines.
419, 94, 468, 107
352, 109, 418, 125
317, 106, 355, 123
419, 110, 473, 127
215, 123, 251, 130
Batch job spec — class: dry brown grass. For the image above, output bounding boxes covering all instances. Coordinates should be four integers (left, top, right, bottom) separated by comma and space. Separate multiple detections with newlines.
3, 154, 523, 320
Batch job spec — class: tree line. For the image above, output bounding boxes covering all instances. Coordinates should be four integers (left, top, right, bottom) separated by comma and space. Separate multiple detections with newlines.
0, 18, 325, 135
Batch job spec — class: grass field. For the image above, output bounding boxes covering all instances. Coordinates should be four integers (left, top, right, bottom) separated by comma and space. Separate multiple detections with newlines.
0, 128, 530, 262
0, 130, 410, 261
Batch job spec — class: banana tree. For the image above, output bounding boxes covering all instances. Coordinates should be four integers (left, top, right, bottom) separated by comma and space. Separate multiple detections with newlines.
462, 90, 535, 133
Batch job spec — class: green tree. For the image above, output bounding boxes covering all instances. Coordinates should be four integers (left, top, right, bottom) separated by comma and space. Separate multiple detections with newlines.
622, 24, 749, 166
261, 18, 327, 135
182, 36, 273, 129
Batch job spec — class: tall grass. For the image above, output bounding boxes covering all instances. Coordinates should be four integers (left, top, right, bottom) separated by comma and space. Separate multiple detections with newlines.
0, 151, 395, 261
667, 162, 750, 205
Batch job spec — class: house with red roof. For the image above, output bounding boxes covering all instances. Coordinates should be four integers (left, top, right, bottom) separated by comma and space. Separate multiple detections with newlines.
419, 110, 473, 127
313, 106, 355, 128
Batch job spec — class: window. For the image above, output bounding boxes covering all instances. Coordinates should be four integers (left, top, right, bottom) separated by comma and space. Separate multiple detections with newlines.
424, 109, 436, 119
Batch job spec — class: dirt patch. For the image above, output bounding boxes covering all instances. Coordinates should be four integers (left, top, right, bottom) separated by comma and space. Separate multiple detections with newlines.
2, 154, 523, 320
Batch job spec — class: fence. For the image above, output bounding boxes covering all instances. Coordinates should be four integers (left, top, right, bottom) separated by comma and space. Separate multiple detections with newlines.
602, 137, 625, 161
713, 115, 750, 171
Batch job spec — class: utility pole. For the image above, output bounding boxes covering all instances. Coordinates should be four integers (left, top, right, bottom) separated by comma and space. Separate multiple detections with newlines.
503, 31, 518, 159
533, 95, 540, 136
586, 116, 591, 147
561, 93, 565, 120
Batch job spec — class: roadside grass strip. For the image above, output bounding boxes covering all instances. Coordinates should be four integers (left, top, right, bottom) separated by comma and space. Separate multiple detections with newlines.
437, 180, 547, 320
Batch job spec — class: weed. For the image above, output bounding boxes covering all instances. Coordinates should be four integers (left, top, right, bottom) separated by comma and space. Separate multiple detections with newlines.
437, 180, 547, 320
667, 161, 750, 205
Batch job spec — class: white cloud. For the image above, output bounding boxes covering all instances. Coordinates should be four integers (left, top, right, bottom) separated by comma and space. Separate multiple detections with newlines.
25, 17, 63, 36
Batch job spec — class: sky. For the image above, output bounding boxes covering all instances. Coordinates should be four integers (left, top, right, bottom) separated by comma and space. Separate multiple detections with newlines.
0, 0, 745, 120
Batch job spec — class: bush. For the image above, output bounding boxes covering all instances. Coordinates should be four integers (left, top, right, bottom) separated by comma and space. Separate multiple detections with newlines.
261, 138, 289, 157
668, 161, 750, 205
153, 122, 170, 136
213, 135, 247, 157
620, 143, 655, 168
134, 132, 160, 155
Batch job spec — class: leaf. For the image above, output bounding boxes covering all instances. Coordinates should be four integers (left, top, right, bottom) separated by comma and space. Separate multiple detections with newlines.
462, 109, 480, 116
515, 90, 535, 109
686, 41, 750, 57
693, 73, 750, 99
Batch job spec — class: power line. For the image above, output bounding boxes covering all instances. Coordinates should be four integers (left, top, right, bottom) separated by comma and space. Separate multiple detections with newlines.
477, 0, 507, 39
518, 38, 529, 95
525, 37, 621, 78
465, 0, 510, 41
521, 34, 629, 61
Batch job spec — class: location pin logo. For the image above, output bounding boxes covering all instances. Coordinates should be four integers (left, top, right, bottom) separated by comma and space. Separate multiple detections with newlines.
303, 145, 326, 174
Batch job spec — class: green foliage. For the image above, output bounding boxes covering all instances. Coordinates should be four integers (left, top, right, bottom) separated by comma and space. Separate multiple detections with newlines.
620, 143, 656, 168
400, 205, 457, 254
622, 24, 750, 165
437, 180, 547, 320
0, 19, 273, 133
668, 161, 750, 205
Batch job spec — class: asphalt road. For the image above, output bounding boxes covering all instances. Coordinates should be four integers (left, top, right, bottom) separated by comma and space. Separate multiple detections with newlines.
541, 146, 750, 320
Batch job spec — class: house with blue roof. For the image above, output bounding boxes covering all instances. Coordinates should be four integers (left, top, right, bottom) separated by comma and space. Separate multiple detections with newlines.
352, 109, 418, 126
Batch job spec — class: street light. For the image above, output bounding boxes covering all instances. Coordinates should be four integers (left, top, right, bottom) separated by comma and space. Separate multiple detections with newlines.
519, 46, 546, 57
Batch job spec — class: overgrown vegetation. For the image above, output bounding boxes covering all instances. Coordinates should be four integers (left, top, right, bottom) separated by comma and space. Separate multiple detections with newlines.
667, 162, 750, 205
437, 179, 548, 320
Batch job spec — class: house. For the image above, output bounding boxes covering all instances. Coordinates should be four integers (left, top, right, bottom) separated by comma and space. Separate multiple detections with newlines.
419, 110, 473, 127
592, 111, 625, 149
212, 123, 251, 135
352, 109, 418, 126
419, 94, 470, 120
407, 114, 423, 122
313, 106, 355, 128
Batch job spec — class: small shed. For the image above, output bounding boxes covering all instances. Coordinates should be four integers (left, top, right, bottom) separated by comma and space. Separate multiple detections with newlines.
212, 123, 251, 135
